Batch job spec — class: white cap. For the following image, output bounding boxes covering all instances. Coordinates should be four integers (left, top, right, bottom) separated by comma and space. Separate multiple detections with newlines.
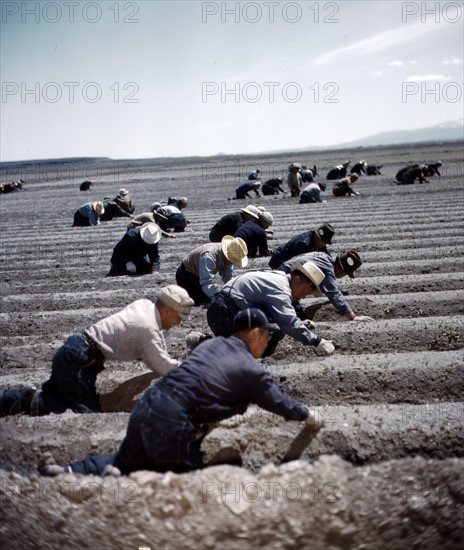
157, 285, 194, 318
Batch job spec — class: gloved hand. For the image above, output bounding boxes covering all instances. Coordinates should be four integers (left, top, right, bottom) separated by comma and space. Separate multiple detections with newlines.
315, 339, 335, 356
304, 407, 325, 429
352, 315, 374, 322
303, 319, 316, 330
125, 261, 136, 274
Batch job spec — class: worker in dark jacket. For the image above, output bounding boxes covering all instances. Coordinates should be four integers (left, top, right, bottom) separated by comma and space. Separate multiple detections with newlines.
100, 198, 133, 221
234, 211, 273, 258
350, 161, 367, 176
326, 161, 350, 180
107, 223, 162, 276
248, 169, 261, 181
268, 223, 334, 269
234, 181, 261, 199
262, 178, 285, 195
366, 164, 383, 176
423, 161, 442, 177
209, 206, 259, 242
39, 309, 323, 477
396, 165, 429, 185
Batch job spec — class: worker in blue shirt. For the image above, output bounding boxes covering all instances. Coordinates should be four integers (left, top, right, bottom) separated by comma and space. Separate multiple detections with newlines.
234, 181, 261, 199
268, 223, 334, 269
72, 201, 105, 226
39, 309, 323, 477
278, 250, 373, 321
206, 263, 335, 356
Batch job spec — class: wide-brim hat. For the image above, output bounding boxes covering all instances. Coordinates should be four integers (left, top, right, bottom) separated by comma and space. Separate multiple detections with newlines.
240, 206, 259, 219
337, 250, 362, 278
291, 261, 325, 297
315, 223, 335, 245
158, 284, 194, 318
221, 235, 248, 268
140, 223, 161, 244
153, 211, 168, 221
118, 188, 129, 196
289, 162, 302, 171
93, 201, 105, 214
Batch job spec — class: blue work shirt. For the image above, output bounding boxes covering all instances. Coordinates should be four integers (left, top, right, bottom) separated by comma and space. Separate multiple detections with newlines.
78, 203, 100, 225
234, 220, 270, 258
220, 270, 321, 346
158, 335, 309, 423
279, 251, 352, 315
268, 230, 327, 269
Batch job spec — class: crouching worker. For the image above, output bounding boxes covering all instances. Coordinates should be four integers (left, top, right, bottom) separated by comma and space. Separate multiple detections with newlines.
39, 309, 323, 477
107, 222, 162, 276
207, 263, 335, 357
176, 236, 248, 305
0, 285, 194, 417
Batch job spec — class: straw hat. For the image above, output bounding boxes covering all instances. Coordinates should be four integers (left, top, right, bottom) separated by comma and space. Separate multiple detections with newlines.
291, 262, 325, 297
93, 201, 105, 214
221, 236, 248, 268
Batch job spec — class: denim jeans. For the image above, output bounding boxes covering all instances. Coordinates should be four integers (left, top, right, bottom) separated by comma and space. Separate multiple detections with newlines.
176, 264, 210, 305
206, 294, 237, 337
113, 385, 205, 474
41, 334, 105, 413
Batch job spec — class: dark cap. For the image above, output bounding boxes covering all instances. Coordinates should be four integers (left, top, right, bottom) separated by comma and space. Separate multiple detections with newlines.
318, 182, 327, 192
337, 250, 362, 278
315, 223, 335, 245
233, 308, 276, 332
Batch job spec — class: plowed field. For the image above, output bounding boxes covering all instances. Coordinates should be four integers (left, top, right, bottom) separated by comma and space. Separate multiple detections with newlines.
1, 141, 463, 549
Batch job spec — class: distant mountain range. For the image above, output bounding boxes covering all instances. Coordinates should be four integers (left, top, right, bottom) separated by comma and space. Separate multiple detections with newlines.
309, 119, 464, 150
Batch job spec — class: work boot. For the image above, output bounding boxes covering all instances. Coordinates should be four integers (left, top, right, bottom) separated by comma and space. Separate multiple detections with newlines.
7, 387, 38, 416
102, 464, 121, 477
38, 452, 71, 476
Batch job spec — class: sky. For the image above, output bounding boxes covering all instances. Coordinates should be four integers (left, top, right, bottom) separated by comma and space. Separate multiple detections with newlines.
1, 0, 463, 161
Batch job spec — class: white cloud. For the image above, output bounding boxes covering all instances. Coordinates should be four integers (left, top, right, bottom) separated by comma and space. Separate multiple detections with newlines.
312, 19, 443, 65
389, 60, 417, 66
444, 57, 463, 65
374, 71, 383, 76
406, 74, 452, 82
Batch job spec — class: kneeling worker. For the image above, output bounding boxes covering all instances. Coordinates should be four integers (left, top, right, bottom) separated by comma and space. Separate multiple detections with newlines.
40, 309, 323, 477
0, 286, 194, 416
176, 236, 248, 305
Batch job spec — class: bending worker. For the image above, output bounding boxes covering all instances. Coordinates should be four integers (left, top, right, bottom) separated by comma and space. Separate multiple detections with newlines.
206, 263, 335, 357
